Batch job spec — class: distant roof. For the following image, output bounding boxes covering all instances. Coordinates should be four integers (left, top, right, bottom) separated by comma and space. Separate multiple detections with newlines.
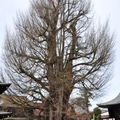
0, 94, 34, 107
100, 112, 109, 119
98, 93, 120, 108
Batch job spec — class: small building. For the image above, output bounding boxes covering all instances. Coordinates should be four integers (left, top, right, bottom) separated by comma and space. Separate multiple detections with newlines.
98, 93, 120, 120
100, 111, 115, 120
0, 94, 34, 119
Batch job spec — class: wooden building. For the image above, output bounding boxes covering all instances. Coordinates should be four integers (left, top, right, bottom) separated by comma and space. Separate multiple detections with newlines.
98, 93, 120, 120
0, 94, 34, 119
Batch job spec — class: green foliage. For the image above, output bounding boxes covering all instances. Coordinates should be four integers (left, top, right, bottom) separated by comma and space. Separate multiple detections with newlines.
91, 107, 101, 120
93, 107, 101, 116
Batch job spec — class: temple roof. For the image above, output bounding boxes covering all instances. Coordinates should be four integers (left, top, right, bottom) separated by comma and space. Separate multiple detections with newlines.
98, 93, 120, 108
0, 83, 11, 94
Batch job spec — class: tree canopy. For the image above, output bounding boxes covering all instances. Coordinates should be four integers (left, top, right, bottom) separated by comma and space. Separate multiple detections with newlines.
1, 0, 113, 119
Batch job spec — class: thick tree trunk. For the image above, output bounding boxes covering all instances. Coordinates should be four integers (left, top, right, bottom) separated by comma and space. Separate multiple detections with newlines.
44, 85, 72, 120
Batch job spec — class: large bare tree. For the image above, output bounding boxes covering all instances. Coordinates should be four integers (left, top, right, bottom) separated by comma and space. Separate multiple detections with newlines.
1, 0, 113, 119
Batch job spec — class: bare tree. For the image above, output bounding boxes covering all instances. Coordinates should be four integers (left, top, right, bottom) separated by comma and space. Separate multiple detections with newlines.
1, 0, 113, 119
71, 74, 110, 114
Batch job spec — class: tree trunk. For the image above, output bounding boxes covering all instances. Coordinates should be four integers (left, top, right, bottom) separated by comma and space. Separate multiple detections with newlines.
44, 84, 72, 120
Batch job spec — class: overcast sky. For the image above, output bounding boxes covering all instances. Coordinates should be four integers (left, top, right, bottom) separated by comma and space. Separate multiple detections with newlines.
92, 0, 120, 106
0, 0, 120, 109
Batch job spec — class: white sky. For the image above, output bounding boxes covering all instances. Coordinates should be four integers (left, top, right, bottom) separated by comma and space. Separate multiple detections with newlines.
0, 0, 120, 109
92, 0, 120, 106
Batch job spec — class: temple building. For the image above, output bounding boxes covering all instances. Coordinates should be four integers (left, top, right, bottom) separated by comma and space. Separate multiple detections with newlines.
0, 83, 12, 119
98, 93, 120, 120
